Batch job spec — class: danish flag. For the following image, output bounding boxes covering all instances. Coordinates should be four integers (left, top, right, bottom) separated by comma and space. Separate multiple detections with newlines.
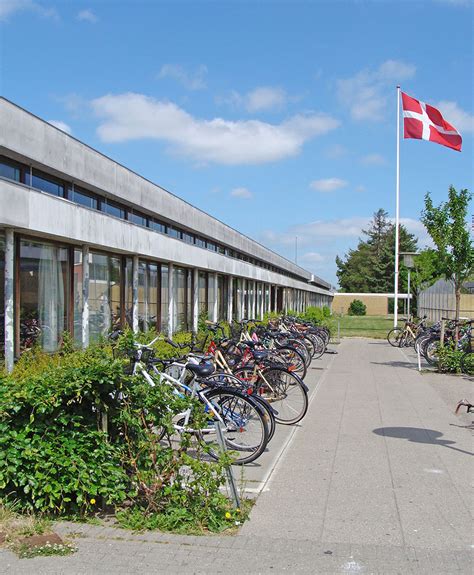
401, 92, 462, 152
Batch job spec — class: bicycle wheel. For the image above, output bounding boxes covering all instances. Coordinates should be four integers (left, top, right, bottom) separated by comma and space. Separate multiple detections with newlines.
200, 388, 269, 465
424, 338, 440, 366
259, 367, 308, 425
387, 328, 404, 347
204, 373, 276, 442
275, 346, 307, 379
307, 333, 326, 359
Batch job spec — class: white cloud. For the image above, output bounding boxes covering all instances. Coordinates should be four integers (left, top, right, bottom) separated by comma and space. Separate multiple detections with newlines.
310, 178, 348, 192
77, 9, 97, 23
158, 64, 207, 91
230, 187, 253, 199
299, 252, 325, 263
325, 144, 348, 159
48, 120, 72, 134
0, 0, 57, 20
436, 101, 474, 133
361, 153, 386, 165
217, 86, 296, 113
337, 60, 416, 122
246, 87, 287, 112
355, 185, 366, 193
91, 92, 339, 165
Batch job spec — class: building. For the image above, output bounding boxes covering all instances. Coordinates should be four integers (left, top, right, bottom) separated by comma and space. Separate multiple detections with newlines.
0, 98, 333, 370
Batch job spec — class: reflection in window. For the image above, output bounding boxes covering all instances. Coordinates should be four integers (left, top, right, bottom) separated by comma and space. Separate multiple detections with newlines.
124, 258, 133, 328
150, 219, 167, 234
103, 200, 125, 219
19, 240, 69, 352
198, 271, 207, 315
73, 249, 83, 345
0, 159, 21, 182
129, 211, 148, 227
161, 265, 169, 333
207, 275, 215, 320
138, 261, 159, 332
0, 233, 4, 358
28, 170, 65, 198
217, 275, 227, 321
88, 252, 121, 341
173, 266, 187, 332
73, 187, 99, 210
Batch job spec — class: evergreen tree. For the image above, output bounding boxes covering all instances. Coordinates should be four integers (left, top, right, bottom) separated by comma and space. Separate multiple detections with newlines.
336, 209, 417, 293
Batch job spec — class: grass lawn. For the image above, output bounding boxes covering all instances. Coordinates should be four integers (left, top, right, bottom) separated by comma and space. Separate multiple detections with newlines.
332, 315, 401, 339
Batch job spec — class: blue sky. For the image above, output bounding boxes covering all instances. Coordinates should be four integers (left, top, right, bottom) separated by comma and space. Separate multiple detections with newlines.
1, 0, 472, 286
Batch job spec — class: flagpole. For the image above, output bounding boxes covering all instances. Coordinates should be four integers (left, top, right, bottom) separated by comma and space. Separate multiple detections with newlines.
394, 85, 401, 328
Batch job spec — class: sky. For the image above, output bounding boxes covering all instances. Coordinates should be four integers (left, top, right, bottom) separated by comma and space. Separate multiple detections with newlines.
0, 0, 472, 287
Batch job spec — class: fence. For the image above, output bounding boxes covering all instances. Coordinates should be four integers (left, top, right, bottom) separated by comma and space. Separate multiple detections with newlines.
417, 279, 474, 322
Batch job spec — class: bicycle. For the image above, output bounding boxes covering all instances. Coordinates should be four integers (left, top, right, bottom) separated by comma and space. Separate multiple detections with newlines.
112, 331, 270, 465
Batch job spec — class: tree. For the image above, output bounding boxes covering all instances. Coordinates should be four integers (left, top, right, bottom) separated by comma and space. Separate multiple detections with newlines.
421, 186, 474, 331
336, 209, 417, 295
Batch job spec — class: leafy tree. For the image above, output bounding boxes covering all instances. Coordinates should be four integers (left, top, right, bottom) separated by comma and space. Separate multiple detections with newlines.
421, 186, 474, 331
336, 209, 417, 294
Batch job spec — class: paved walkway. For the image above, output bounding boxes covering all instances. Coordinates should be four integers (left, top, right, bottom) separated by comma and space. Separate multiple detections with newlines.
1, 339, 472, 574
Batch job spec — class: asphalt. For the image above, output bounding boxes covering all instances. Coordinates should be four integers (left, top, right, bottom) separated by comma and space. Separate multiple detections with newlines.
1, 338, 472, 574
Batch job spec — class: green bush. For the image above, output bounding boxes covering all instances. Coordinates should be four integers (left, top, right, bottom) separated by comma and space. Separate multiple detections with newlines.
437, 344, 464, 373
348, 299, 367, 316
0, 335, 233, 531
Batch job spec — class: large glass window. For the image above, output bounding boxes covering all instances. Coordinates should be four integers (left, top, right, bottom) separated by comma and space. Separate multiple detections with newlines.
198, 271, 207, 315
27, 169, 65, 198
138, 261, 159, 332
0, 158, 21, 182
102, 200, 126, 219
150, 219, 167, 234
217, 275, 227, 321
0, 233, 4, 358
129, 211, 148, 227
88, 252, 121, 341
72, 187, 99, 210
19, 239, 70, 352
207, 275, 216, 320
173, 266, 187, 332
73, 249, 83, 345
161, 265, 169, 333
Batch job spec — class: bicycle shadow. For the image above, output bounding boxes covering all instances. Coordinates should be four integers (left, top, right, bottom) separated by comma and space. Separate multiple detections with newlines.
373, 426, 473, 456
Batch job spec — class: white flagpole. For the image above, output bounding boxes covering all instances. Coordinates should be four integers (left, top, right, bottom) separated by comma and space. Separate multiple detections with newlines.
394, 85, 401, 328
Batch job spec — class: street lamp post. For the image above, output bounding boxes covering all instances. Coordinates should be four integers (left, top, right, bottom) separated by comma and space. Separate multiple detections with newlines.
401, 252, 418, 319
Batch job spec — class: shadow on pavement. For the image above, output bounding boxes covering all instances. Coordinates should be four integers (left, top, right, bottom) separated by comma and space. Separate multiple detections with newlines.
371, 360, 418, 370
373, 426, 473, 456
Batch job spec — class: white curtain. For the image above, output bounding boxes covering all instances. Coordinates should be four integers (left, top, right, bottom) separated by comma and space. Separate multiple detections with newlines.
38, 244, 64, 352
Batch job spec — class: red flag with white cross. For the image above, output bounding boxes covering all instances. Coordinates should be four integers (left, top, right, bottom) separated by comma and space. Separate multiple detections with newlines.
401, 92, 462, 152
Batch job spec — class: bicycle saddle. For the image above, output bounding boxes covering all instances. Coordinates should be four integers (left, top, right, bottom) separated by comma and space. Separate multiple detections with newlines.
185, 362, 215, 377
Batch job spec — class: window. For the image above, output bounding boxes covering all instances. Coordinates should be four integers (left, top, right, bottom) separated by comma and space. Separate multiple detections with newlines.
0, 233, 4, 358
102, 200, 126, 219
150, 219, 167, 234
198, 271, 207, 315
207, 241, 217, 252
183, 232, 194, 244
88, 252, 122, 341
217, 246, 225, 255
0, 158, 21, 182
72, 187, 99, 210
195, 237, 206, 248
173, 266, 187, 332
19, 239, 70, 352
161, 265, 169, 333
28, 169, 65, 198
138, 261, 159, 332
129, 211, 148, 227
168, 227, 181, 239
